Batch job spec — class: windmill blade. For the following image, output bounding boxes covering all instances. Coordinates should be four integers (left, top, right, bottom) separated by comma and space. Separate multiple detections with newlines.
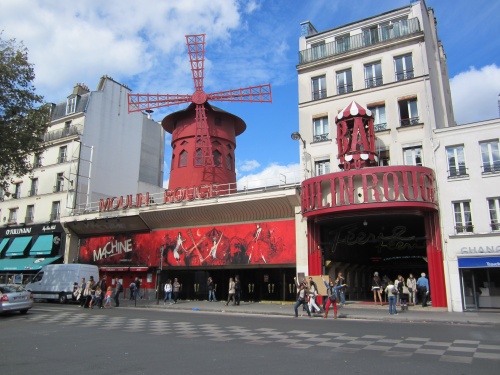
208, 83, 272, 103
194, 104, 214, 167
128, 93, 192, 113
186, 34, 206, 91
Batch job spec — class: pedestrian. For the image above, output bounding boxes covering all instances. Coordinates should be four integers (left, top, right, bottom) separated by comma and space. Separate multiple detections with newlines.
173, 278, 181, 304
321, 276, 346, 319
114, 277, 122, 307
307, 277, 322, 314
164, 279, 173, 305
78, 277, 86, 307
225, 277, 236, 306
207, 277, 217, 302
83, 276, 95, 308
134, 277, 142, 299
385, 281, 398, 315
407, 273, 417, 306
335, 272, 346, 307
234, 275, 241, 305
372, 272, 383, 306
104, 286, 112, 308
129, 281, 136, 300
97, 275, 107, 308
293, 277, 311, 318
397, 274, 409, 311
90, 285, 100, 309
416, 272, 430, 307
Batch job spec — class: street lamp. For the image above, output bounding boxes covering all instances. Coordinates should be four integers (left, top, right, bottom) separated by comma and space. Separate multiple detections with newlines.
156, 245, 165, 305
291, 132, 306, 148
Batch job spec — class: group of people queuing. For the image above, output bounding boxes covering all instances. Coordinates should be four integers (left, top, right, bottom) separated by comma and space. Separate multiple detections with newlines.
372, 271, 431, 315
293, 273, 348, 319
75, 275, 124, 309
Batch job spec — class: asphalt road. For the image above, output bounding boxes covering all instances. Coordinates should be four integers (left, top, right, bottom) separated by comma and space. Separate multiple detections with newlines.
1, 303, 499, 375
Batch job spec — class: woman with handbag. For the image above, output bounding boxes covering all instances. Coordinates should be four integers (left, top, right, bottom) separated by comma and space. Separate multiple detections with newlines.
372, 272, 383, 306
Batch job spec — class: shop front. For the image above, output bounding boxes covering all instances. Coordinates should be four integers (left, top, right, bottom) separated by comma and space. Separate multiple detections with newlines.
0, 223, 65, 284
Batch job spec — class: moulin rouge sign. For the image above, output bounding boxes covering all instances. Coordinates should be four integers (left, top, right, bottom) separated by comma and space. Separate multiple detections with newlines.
301, 166, 438, 216
99, 184, 220, 212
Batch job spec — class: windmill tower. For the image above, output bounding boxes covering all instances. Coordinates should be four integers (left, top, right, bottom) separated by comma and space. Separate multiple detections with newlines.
128, 34, 272, 192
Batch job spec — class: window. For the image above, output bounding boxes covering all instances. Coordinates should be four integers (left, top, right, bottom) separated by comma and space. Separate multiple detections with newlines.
368, 105, 387, 131
8, 208, 17, 223
480, 140, 500, 173
13, 183, 21, 199
195, 149, 203, 166
337, 69, 353, 94
446, 146, 467, 177
315, 160, 330, 176
378, 149, 390, 166
50, 201, 60, 221
311, 75, 326, 100
0, 188, 4, 200
66, 96, 77, 115
55, 173, 64, 192
213, 150, 221, 167
34, 153, 42, 168
313, 116, 329, 142
398, 98, 419, 126
488, 198, 500, 231
58, 146, 67, 163
311, 41, 326, 60
30, 178, 38, 196
404, 147, 422, 166
364, 62, 383, 88
335, 33, 350, 53
453, 201, 473, 233
394, 54, 414, 81
363, 26, 379, 46
64, 121, 72, 136
226, 154, 233, 170
26, 205, 34, 223
179, 150, 188, 167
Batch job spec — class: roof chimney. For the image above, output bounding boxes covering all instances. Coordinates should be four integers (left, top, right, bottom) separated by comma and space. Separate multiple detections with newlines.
72, 83, 90, 96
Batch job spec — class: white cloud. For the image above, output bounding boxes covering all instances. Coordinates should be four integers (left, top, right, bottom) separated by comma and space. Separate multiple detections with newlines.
237, 163, 300, 189
238, 159, 260, 172
450, 64, 500, 124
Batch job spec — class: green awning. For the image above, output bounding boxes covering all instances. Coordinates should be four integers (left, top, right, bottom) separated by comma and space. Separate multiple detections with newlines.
0, 256, 62, 271
5, 236, 32, 256
29, 235, 54, 255
0, 238, 9, 254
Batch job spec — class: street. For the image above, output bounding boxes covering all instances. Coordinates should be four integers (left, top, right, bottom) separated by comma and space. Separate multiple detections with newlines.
1, 303, 499, 374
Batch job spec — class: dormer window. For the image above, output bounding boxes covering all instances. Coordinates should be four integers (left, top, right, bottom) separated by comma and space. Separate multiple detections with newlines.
66, 96, 77, 115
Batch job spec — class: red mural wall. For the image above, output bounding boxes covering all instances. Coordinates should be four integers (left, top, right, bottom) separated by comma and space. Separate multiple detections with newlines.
79, 220, 296, 267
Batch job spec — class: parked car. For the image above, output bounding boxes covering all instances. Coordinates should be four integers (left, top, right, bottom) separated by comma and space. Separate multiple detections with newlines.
0, 284, 34, 314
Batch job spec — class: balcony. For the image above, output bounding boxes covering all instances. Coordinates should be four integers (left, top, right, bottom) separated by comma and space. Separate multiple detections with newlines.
365, 76, 383, 88
313, 134, 329, 143
50, 213, 60, 222
25, 215, 34, 224
395, 70, 414, 81
482, 161, 500, 173
312, 89, 327, 101
299, 17, 421, 65
400, 117, 420, 127
337, 84, 353, 95
29, 189, 38, 197
374, 123, 388, 132
53, 185, 64, 193
43, 125, 80, 142
455, 224, 474, 234
448, 166, 468, 178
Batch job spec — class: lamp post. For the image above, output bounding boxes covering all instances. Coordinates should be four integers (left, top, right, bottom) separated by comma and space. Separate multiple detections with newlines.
156, 245, 165, 305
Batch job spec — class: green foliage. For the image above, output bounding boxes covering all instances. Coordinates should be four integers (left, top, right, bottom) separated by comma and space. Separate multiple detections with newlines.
0, 33, 50, 193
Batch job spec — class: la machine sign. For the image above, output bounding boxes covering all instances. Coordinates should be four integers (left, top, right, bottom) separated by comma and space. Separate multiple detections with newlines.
99, 183, 221, 212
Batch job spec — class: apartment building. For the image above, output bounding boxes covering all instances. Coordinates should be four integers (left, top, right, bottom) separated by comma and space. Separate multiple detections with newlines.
294, 0, 454, 307
0, 76, 165, 282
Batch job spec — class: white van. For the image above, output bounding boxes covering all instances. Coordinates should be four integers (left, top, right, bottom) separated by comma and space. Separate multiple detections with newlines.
25, 264, 99, 303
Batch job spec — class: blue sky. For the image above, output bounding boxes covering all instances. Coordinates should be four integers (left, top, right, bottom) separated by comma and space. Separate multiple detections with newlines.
1, 0, 499, 188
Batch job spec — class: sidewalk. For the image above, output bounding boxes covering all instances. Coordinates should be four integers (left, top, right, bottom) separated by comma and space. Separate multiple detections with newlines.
119, 298, 500, 325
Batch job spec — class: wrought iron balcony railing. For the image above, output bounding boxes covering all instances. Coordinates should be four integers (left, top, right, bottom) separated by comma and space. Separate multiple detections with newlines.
337, 84, 353, 95
374, 122, 388, 131
365, 77, 383, 88
50, 213, 60, 222
455, 224, 474, 234
395, 70, 414, 81
43, 125, 80, 142
313, 134, 330, 142
299, 17, 421, 65
448, 166, 468, 178
400, 117, 420, 127
482, 161, 500, 173
311, 89, 327, 101
491, 222, 500, 231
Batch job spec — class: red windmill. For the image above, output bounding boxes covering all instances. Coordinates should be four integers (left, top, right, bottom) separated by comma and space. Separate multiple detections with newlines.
128, 34, 272, 192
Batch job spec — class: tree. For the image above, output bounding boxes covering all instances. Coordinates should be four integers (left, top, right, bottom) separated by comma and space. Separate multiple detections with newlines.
0, 33, 50, 194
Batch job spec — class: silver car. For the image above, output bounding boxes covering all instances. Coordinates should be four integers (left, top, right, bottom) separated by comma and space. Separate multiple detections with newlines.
0, 284, 34, 314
